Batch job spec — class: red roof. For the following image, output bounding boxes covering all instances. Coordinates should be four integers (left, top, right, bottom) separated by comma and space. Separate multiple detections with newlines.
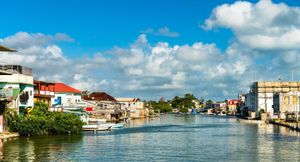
84, 92, 116, 101
54, 83, 81, 93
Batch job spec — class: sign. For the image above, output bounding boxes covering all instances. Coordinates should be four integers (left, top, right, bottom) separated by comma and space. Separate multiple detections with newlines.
86, 107, 93, 112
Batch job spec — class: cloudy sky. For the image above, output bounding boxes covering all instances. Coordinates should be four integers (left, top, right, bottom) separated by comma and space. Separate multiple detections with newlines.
1, 0, 300, 100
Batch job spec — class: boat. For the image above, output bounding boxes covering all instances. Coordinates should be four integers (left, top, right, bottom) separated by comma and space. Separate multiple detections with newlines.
82, 122, 125, 131
112, 123, 125, 129
82, 125, 98, 131
82, 124, 112, 131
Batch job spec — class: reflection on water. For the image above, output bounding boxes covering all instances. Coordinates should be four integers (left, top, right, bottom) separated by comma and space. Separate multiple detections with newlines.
1, 114, 300, 161
1, 135, 83, 161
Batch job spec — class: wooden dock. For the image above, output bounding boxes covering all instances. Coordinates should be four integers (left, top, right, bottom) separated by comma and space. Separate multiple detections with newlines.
0, 132, 19, 142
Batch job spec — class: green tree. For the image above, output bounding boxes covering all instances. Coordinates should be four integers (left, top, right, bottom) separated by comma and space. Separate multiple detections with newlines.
171, 93, 197, 110
7, 101, 84, 136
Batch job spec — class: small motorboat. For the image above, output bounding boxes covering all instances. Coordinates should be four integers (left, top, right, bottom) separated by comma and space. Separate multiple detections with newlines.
112, 123, 125, 129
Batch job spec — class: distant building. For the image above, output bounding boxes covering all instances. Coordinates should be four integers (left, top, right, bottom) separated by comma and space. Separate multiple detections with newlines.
51, 83, 81, 108
115, 98, 148, 119
227, 99, 239, 112
0, 65, 34, 114
34, 80, 55, 108
212, 102, 226, 109
83, 92, 126, 121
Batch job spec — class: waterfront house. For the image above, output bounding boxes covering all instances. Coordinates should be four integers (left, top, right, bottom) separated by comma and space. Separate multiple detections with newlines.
0, 65, 34, 114
115, 98, 148, 119
51, 83, 81, 109
83, 92, 127, 121
226, 99, 239, 114
34, 80, 55, 108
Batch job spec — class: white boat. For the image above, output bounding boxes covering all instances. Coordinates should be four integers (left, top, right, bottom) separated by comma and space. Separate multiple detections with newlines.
82, 123, 125, 131
82, 125, 98, 131
82, 124, 112, 131
112, 123, 125, 129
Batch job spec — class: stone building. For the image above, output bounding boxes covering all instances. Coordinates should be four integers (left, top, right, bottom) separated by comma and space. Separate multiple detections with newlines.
246, 81, 300, 117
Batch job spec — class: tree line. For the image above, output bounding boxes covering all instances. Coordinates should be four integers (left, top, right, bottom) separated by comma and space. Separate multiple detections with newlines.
148, 93, 204, 113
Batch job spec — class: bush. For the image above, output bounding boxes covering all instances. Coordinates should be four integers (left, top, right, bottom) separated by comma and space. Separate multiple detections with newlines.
7, 102, 84, 136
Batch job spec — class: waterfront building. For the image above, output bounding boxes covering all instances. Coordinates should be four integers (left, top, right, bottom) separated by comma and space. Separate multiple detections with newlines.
115, 98, 148, 119
273, 91, 300, 119
34, 80, 55, 108
83, 92, 127, 121
51, 83, 81, 108
227, 99, 239, 113
246, 81, 300, 117
212, 102, 226, 109
0, 65, 34, 114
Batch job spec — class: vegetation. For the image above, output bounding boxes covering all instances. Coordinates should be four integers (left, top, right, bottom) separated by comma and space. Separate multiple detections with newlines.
171, 93, 197, 113
149, 100, 172, 113
6, 102, 84, 136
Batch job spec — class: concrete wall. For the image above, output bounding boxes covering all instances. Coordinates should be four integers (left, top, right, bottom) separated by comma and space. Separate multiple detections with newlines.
51, 93, 81, 107
274, 91, 300, 114
0, 73, 33, 85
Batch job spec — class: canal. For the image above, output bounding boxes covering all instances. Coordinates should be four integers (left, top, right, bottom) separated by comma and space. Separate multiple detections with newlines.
1, 114, 300, 161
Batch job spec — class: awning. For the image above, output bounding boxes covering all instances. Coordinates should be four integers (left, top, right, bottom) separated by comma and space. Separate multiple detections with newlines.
0, 45, 17, 52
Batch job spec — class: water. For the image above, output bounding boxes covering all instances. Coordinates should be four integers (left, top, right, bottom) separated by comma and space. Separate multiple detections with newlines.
1, 114, 300, 161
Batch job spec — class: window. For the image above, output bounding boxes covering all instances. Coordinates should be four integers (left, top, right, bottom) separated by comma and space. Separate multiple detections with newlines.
293, 96, 298, 105
284, 96, 290, 105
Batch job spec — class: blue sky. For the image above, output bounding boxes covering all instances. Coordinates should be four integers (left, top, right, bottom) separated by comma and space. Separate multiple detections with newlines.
1, 0, 300, 100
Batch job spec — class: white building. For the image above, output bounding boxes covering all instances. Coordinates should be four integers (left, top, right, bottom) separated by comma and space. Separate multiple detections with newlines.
246, 82, 300, 117
0, 65, 34, 114
51, 83, 81, 108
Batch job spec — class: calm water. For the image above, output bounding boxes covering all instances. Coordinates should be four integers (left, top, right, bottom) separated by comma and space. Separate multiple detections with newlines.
1, 114, 300, 161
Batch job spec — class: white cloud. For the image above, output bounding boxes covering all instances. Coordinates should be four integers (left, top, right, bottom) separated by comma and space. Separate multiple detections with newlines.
204, 0, 300, 50
142, 27, 180, 37
4, 0, 300, 101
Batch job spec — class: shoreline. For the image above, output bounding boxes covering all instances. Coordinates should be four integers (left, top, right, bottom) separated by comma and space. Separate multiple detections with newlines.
269, 120, 300, 132
0, 132, 19, 142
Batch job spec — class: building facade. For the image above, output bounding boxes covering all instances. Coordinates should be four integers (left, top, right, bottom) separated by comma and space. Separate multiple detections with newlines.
51, 83, 82, 108
83, 92, 127, 121
273, 91, 300, 115
116, 98, 147, 119
246, 81, 300, 117
0, 65, 34, 114
34, 80, 55, 108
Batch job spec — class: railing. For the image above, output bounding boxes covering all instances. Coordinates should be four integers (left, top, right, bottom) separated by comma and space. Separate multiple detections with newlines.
0, 65, 32, 76
34, 90, 55, 96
